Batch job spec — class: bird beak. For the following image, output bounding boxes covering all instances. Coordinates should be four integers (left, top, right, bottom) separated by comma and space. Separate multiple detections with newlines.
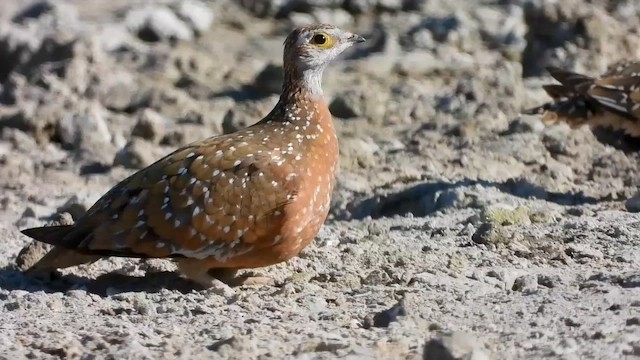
348, 33, 366, 43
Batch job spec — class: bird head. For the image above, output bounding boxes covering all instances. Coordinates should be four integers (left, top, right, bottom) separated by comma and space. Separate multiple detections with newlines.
283, 24, 365, 72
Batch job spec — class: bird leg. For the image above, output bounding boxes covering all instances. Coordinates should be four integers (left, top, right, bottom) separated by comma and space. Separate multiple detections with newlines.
175, 258, 275, 288
207, 268, 275, 287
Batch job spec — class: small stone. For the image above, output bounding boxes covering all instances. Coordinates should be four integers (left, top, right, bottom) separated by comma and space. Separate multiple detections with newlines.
472, 222, 509, 245
625, 193, 640, 213
133, 297, 156, 316
125, 6, 193, 42
56, 194, 94, 220
485, 269, 517, 290
56, 107, 112, 151
132, 109, 166, 143
529, 210, 553, 223
20, 207, 36, 219
564, 318, 581, 327
88, 49, 148, 111
329, 90, 361, 118
622, 273, 640, 288
344, 0, 378, 14
537, 274, 560, 288
12, 0, 79, 28
363, 300, 407, 329
552, 338, 578, 356
204, 283, 236, 298
447, 252, 468, 273
113, 139, 160, 169
301, 295, 327, 315
626, 317, 640, 326
423, 331, 489, 360
237, 0, 286, 18
4, 302, 20, 311
328, 85, 388, 124
173, 0, 214, 34
508, 116, 544, 134
542, 129, 573, 156
512, 274, 538, 292
362, 269, 391, 285
310, 8, 353, 29
339, 137, 380, 170
253, 64, 283, 96
565, 244, 603, 260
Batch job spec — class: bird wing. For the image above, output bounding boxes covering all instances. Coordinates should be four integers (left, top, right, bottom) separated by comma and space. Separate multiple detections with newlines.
588, 74, 640, 121
46, 134, 299, 260
523, 62, 640, 136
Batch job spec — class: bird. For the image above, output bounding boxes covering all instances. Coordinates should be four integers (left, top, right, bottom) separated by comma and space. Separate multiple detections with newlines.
19, 24, 366, 288
523, 60, 640, 138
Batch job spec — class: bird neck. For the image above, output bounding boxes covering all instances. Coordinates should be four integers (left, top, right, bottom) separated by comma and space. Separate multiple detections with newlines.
281, 64, 325, 101
256, 62, 330, 128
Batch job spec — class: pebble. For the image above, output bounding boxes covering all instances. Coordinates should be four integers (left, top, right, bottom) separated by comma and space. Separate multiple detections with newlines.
112, 138, 160, 169
56, 194, 94, 220
132, 109, 166, 143
173, 0, 214, 34
472, 222, 510, 246
125, 6, 193, 42
253, 63, 284, 95
512, 274, 538, 292
361, 269, 391, 286
12, 0, 79, 29
625, 193, 640, 213
363, 300, 407, 329
485, 269, 518, 290
423, 331, 489, 360
56, 108, 112, 151
566, 244, 603, 261
537, 274, 561, 288
626, 317, 640, 326
622, 273, 640, 288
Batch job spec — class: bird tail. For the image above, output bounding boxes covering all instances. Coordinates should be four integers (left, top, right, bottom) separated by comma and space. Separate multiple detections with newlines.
546, 66, 595, 92
21, 225, 75, 247
24, 246, 101, 275
20, 225, 101, 274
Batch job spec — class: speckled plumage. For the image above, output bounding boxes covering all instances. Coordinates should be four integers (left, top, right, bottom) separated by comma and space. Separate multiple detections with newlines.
523, 61, 640, 137
21, 24, 365, 288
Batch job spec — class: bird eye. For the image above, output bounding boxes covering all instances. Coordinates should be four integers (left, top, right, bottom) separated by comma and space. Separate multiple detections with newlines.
310, 32, 334, 48
313, 34, 327, 44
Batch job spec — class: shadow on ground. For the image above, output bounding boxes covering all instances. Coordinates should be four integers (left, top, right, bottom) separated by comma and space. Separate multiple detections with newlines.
0, 266, 202, 296
345, 177, 604, 220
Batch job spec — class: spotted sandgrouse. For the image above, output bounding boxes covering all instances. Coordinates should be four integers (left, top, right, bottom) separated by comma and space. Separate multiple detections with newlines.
523, 60, 640, 138
20, 24, 366, 288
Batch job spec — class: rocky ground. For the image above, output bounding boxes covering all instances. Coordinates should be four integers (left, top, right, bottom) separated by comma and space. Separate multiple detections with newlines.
0, 0, 639, 359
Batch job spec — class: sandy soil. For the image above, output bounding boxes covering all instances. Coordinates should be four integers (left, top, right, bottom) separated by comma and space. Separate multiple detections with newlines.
0, 0, 639, 359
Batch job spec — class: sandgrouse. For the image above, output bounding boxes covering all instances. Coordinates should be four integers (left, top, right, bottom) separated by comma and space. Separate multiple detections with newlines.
20, 24, 366, 288
523, 60, 640, 138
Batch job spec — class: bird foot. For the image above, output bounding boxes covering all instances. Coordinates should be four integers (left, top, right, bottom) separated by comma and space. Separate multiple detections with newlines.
177, 259, 276, 289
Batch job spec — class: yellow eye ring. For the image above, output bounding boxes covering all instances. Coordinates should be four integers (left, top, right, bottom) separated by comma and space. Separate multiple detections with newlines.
310, 32, 334, 49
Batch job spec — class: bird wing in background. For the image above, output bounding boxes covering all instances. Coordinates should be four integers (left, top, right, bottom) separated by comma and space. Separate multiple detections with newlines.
523, 60, 640, 138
